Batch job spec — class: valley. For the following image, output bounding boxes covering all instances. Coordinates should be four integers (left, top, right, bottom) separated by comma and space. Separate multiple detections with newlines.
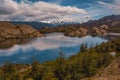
0, 15, 120, 80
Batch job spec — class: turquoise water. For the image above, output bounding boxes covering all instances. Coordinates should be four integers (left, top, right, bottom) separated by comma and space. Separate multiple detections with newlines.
0, 33, 108, 65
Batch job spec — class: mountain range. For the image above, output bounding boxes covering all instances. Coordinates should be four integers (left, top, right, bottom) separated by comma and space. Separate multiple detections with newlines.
11, 21, 54, 29
39, 15, 120, 37
0, 15, 120, 40
9, 15, 120, 30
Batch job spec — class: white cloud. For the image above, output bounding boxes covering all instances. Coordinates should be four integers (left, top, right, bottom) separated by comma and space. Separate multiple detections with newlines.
98, 0, 120, 15
0, 0, 87, 22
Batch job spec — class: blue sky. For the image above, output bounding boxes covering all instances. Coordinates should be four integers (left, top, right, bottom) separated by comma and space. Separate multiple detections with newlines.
0, 0, 119, 22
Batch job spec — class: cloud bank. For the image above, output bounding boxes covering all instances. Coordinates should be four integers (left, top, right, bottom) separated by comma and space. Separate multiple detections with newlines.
0, 0, 87, 22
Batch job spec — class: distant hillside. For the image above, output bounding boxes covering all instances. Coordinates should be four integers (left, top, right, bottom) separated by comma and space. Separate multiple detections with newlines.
81, 15, 120, 31
80, 15, 120, 33
82, 15, 120, 27
0, 21, 42, 41
39, 15, 120, 37
11, 21, 54, 29
0, 15, 120, 38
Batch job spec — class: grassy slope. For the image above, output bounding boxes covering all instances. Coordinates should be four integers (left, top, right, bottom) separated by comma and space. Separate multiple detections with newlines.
82, 57, 120, 80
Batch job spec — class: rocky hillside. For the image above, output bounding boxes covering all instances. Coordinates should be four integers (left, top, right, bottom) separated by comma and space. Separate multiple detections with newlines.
0, 21, 42, 41
0, 15, 120, 39
39, 23, 108, 37
82, 15, 120, 33
82, 15, 120, 28
82, 57, 120, 80
39, 15, 120, 37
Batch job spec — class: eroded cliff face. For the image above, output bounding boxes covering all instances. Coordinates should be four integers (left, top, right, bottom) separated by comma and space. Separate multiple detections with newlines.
0, 21, 42, 40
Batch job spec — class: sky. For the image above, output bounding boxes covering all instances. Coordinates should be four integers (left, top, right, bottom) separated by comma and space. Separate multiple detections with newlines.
0, 0, 120, 23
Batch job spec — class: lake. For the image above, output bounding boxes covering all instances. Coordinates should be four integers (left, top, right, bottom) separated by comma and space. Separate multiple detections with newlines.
0, 33, 108, 65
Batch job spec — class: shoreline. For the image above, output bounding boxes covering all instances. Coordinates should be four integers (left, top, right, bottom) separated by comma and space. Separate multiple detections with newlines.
106, 33, 120, 36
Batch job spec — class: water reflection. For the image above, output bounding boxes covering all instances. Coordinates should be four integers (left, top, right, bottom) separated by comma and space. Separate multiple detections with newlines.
0, 38, 33, 49
105, 33, 120, 39
0, 33, 108, 65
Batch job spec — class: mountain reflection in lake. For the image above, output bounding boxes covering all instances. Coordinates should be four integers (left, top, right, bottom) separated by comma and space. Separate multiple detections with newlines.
0, 33, 108, 65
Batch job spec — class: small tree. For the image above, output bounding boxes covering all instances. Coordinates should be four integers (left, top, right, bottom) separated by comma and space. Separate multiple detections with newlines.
30, 61, 43, 80
80, 44, 87, 52
55, 52, 66, 80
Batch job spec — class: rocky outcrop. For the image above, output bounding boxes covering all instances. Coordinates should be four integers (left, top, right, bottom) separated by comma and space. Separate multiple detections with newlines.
16, 24, 42, 37
64, 26, 107, 37
0, 21, 42, 40
64, 27, 88, 37
40, 25, 107, 37
91, 27, 103, 36
79, 27, 88, 36
66, 30, 82, 37
100, 25, 108, 30
0, 21, 21, 38
91, 26, 107, 36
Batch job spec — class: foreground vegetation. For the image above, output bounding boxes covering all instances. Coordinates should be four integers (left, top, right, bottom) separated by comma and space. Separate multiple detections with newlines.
0, 38, 120, 80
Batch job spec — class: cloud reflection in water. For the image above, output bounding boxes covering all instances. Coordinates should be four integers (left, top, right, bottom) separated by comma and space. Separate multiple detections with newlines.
0, 33, 108, 57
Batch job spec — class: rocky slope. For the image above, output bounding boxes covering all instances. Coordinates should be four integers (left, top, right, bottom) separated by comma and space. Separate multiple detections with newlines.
82, 15, 120, 33
0, 21, 42, 41
0, 15, 119, 38
40, 25, 108, 37
39, 15, 120, 37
